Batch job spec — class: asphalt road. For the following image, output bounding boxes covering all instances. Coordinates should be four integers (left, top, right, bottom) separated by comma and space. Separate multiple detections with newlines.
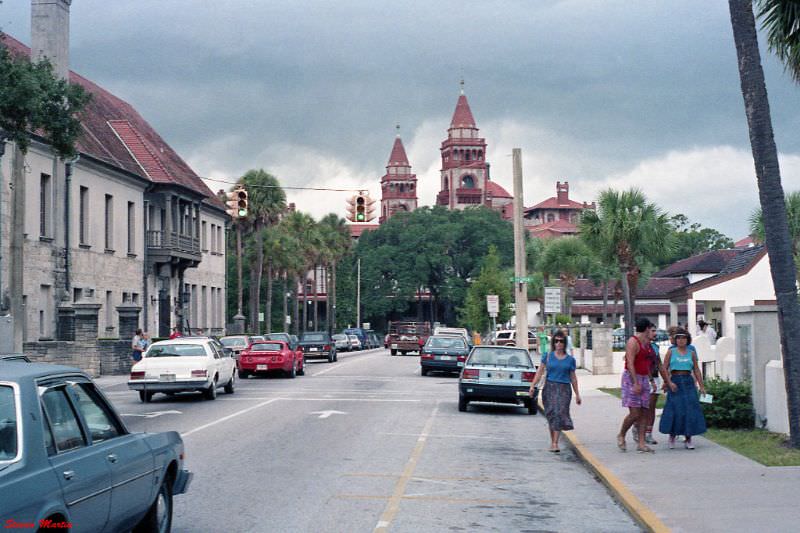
101, 348, 639, 532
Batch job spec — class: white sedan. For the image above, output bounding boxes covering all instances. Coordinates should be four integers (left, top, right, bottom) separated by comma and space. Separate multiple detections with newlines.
128, 338, 236, 402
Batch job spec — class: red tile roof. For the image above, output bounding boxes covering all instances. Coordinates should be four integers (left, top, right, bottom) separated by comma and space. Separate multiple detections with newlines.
572, 277, 688, 299
653, 249, 739, 277
485, 181, 512, 198
387, 136, 410, 167
450, 94, 476, 128
527, 218, 578, 238
735, 236, 755, 248
525, 196, 586, 212
2, 34, 225, 211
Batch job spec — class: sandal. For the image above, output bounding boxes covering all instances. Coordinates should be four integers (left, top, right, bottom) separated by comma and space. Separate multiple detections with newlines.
637, 445, 655, 454
548, 448, 560, 453
617, 434, 627, 452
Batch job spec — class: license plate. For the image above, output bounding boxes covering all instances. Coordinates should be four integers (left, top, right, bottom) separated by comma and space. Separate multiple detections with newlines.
309, 347, 318, 352
159, 374, 176, 382
257, 364, 267, 370
391, 344, 398, 349
516, 390, 530, 397
438, 355, 453, 361
491, 372, 508, 380
457, 361, 464, 367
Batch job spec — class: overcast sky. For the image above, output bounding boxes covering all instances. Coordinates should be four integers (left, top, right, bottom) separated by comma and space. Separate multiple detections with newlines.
3, 0, 800, 238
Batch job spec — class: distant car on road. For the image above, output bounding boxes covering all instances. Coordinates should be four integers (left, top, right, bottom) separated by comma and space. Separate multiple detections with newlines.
239, 340, 304, 378
332, 333, 351, 352
347, 334, 362, 351
219, 335, 253, 358
433, 326, 471, 346
299, 332, 338, 362
128, 338, 237, 402
0, 361, 192, 532
492, 329, 538, 351
458, 345, 539, 414
420, 335, 470, 376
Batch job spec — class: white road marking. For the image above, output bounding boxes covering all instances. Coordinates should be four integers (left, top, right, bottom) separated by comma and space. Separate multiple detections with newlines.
310, 410, 347, 419
217, 397, 421, 402
180, 398, 282, 438
120, 410, 182, 418
312, 353, 383, 377
379, 432, 504, 440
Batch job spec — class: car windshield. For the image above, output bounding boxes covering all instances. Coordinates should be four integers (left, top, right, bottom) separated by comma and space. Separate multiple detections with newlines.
467, 347, 532, 368
496, 332, 512, 340
302, 333, 326, 342
266, 334, 290, 342
250, 342, 283, 352
427, 337, 466, 349
221, 337, 248, 348
332, 334, 347, 341
146, 344, 207, 357
0, 385, 18, 461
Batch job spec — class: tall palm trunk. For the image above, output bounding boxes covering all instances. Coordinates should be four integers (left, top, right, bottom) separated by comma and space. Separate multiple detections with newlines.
282, 271, 289, 333
236, 224, 243, 318
729, 0, 800, 446
265, 260, 273, 334
313, 264, 319, 331
249, 226, 264, 333
293, 274, 300, 336
602, 279, 609, 324
621, 267, 634, 339
301, 271, 308, 334
331, 261, 337, 333
324, 265, 331, 334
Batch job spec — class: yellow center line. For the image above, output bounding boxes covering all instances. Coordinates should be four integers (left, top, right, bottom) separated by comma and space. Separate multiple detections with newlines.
374, 401, 439, 532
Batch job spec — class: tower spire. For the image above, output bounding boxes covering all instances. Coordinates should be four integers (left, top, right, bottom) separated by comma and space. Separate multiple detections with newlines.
460, 78, 465, 95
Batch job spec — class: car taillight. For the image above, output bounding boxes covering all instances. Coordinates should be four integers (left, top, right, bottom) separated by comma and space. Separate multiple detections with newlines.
191, 370, 208, 378
418, 338, 425, 346
462, 368, 479, 380
522, 371, 536, 382
457, 355, 466, 362
420, 351, 433, 359
324, 345, 330, 350
241, 351, 249, 357
130, 371, 145, 380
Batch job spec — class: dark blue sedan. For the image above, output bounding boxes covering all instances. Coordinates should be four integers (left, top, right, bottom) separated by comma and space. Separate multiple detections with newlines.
0, 362, 191, 532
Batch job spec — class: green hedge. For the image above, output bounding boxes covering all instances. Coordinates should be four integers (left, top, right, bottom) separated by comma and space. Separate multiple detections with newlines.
702, 378, 754, 429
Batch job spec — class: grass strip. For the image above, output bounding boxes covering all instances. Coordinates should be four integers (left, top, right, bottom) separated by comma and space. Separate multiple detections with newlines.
704, 428, 800, 467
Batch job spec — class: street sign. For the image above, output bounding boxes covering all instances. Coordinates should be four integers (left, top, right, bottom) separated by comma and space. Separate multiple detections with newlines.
486, 295, 499, 315
362, 322, 371, 330
258, 312, 264, 322
544, 287, 562, 314
509, 276, 533, 283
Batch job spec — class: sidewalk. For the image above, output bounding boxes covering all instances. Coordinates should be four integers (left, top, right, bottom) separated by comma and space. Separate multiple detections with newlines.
565, 370, 800, 532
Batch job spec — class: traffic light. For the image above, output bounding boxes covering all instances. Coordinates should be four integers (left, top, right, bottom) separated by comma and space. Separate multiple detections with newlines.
225, 186, 248, 219
346, 192, 376, 223
364, 195, 376, 222
356, 195, 366, 222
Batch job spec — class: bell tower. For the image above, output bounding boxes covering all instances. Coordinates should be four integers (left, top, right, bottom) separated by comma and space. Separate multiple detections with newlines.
436, 82, 488, 210
379, 127, 418, 224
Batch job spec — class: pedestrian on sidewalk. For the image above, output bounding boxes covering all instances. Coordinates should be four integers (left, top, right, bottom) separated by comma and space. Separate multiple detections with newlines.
617, 318, 657, 453
643, 339, 668, 445
660, 327, 707, 449
131, 329, 145, 363
530, 331, 582, 453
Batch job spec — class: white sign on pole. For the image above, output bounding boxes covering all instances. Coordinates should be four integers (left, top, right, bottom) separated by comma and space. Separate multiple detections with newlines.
486, 295, 499, 315
544, 287, 562, 314
258, 312, 265, 322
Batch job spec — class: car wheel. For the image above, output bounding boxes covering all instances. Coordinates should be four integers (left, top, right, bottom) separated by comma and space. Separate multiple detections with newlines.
139, 390, 154, 403
327, 352, 334, 363
297, 361, 305, 376
224, 374, 235, 394
390, 349, 397, 356
401, 351, 407, 356
238, 370, 249, 379
333, 351, 338, 362
133, 473, 172, 533
204, 380, 217, 400
288, 360, 297, 379
458, 394, 468, 412
420, 367, 428, 376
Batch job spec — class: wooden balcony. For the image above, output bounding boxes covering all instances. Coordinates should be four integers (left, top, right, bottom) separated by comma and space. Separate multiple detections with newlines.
146, 230, 201, 266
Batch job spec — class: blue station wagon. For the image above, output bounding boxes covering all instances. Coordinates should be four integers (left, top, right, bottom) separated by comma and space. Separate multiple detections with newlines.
458, 345, 539, 414
0, 362, 192, 532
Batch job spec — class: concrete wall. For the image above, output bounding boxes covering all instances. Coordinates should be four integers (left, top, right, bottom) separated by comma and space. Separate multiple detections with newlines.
24, 338, 133, 376
765, 360, 789, 434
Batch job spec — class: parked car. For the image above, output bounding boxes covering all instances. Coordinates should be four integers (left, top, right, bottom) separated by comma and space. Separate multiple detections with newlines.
492, 329, 538, 351
332, 333, 351, 352
347, 334, 362, 351
250, 335, 266, 343
367, 331, 382, 349
0, 361, 192, 532
239, 340, 304, 378
342, 327, 368, 348
299, 332, 337, 362
612, 328, 670, 350
458, 345, 539, 414
433, 326, 472, 346
420, 335, 471, 376
128, 338, 237, 402
0, 353, 30, 362
265, 332, 297, 350
219, 335, 253, 358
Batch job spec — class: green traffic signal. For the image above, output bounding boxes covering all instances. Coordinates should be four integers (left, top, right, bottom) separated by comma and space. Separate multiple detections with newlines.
356, 213, 365, 221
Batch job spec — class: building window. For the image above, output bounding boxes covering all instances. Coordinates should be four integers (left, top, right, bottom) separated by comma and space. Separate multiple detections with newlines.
79, 186, 89, 245
105, 291, 113, 330
210, 224, 216, 253
127, 202, 135, 255
104, 194, 114, 251
547, 213, 555, 222
39, 285, 51, 338
202, 221, 208, 251
461, 175, 475, 189
40, 173, 51, 237
217, 226, 223, 254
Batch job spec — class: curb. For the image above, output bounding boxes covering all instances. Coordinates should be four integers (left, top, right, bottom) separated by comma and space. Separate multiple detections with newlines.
538, 399, 670, 533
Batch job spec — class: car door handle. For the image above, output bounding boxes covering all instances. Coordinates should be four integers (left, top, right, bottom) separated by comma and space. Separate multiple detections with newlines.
63, 470, 75, 480
107, 453, 118, 464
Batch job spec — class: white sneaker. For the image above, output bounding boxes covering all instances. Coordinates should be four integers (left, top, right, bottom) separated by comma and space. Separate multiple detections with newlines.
685, 438, 695, 450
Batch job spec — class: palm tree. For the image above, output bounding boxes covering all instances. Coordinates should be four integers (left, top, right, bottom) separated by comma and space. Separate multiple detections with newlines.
756, 0, 800, 83
281, 212, 319, 333
238, 170, 286, 333
750, 191, 800, 277
580, 188, 672, 338
537, 237, 599, 315
729, 0, 800, 447
318, 214, 352, 333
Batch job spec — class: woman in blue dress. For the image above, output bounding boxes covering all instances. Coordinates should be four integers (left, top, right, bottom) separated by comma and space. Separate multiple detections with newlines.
659, 327, 707, 449
530, 331, 582, 453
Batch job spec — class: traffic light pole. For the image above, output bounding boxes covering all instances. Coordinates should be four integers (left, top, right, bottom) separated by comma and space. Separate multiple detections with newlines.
512, 148, 529, 350
356, 257, 361, 329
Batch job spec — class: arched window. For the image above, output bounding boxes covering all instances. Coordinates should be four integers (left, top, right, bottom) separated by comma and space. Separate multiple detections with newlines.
399, 183, 405, 193
477, 150, 483, 160
547, 213, 555, 222
444, 177, 449, 190
465, 151, 471, 161
398, 204, 408, 211
461, 175, 475, 189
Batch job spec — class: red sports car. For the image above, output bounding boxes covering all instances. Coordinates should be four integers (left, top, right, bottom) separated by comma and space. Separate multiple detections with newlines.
238, 340, 304, 378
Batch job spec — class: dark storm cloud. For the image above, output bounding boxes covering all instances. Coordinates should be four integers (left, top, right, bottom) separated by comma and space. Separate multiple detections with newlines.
2, 0, 800, 236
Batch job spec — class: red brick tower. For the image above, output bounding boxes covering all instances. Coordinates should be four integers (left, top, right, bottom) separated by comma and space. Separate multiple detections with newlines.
379, 127, 418, 223
436, 83, 489, 209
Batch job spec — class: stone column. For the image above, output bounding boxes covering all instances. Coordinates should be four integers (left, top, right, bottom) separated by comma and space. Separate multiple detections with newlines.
73, 303, 101, 342
669, 301, 678, 327
116, 304, 142, 339
687, 298, 696, 331
57, 302, 75, 341
590, 324, 613, 375
231, 314, 246, 334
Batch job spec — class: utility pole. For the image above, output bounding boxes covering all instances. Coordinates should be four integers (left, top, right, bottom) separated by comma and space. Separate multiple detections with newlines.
356, 257, 361, 329
512, 148, 529, 349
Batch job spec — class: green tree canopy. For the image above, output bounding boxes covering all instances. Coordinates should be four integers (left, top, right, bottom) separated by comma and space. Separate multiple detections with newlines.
459, 245, 512, 333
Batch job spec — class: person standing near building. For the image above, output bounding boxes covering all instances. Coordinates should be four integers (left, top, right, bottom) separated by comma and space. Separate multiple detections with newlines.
131, 329, 145, 362
537, 326, 549, 356
660, 327, 707, 449
530, 331, 581, 453
697, 320, 717, 344
169, 327, 183, 340
617, 318, 658, 453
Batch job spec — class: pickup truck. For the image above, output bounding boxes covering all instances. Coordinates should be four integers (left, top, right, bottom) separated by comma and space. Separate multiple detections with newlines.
387, 321, 431, 356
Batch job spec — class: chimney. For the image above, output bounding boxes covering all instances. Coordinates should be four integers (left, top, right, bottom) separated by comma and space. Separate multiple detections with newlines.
31, 0, 72, 80
556, 181, 569, 204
